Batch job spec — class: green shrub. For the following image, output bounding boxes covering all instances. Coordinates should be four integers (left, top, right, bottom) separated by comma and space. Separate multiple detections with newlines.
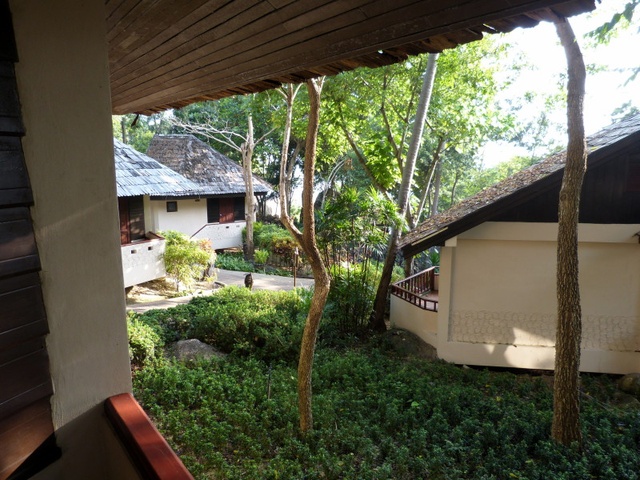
136, 286, 310, 363
161, 230, 216, 290
127, 312, 163, 368
215, 252, 255, 272
254, 249, 269, 265
252, 222, 297, 254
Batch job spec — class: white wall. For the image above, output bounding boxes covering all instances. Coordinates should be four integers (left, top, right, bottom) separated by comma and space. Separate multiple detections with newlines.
11, 0, 138, 477
435, 222, 640, 374
121, 238, 166, 288
147, 198, 244, 250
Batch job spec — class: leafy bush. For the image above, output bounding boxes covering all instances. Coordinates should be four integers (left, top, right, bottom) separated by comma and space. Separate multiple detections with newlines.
127, 312, 163, 368
254, 249, 269, 265
215, 252, 255, 272
161, 230, 216, 290
252, 222, 297, 255
136, 286, 309, 363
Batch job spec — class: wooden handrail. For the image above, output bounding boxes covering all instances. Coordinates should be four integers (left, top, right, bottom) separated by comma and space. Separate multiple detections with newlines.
105, 393, 194, 480
391, 267, 438, 312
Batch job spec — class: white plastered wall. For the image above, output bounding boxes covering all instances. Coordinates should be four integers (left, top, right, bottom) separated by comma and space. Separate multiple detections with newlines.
436, 222, 640, 374
11, 0, 138, 478
147, 197, 245, 249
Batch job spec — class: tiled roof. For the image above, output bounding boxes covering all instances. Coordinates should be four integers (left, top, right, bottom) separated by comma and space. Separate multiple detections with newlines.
146, 134, 273, 196
114, 139, 201, 197
399, 113, 640, 255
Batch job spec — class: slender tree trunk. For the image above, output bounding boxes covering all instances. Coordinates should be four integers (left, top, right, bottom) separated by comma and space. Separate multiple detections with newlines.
415, 137, 445, 224
370, 53, 439, 331
242, 115, 256, 262
279, 78, 330, 433
551, 16, 587, 448
431, 156, 442, 215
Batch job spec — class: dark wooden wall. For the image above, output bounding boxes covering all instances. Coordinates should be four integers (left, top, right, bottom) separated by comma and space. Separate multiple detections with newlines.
0, 2, 59, 478
493, 149, 640, 224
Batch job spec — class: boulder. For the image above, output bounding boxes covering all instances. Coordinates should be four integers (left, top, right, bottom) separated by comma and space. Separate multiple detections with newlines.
168, 339, 226, 363
618, 373, 640, 397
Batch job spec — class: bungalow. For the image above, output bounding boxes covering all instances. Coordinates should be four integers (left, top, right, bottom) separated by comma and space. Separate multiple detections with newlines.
115, 138, 201, 287
146, 134, 273, 250
393, 114, 640, 375
2, 1, 595, 479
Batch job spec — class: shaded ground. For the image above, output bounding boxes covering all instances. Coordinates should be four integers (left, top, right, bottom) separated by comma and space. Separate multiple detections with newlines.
126, 269, 314, 312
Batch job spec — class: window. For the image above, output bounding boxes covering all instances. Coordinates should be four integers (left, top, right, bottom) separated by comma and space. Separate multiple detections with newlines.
207, 197, 245, 223
166, 201, 178, 212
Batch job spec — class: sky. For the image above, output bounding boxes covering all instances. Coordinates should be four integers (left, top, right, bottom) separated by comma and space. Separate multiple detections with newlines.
481, 0, 640, 167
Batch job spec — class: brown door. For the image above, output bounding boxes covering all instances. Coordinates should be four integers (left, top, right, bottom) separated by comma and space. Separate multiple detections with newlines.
118, 197, 130, 244
219, 198, 235, 223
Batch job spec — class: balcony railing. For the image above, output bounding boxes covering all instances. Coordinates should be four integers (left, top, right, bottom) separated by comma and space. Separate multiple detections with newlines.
391, 267, 439, 312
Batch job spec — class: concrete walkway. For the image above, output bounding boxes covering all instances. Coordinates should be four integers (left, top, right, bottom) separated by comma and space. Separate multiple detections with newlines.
127, 269, 314, 313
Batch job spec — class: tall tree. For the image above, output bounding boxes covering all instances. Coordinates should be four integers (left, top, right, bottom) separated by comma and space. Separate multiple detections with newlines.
171, 112, 273, 262
279, 78, 331, 433
370, 53, 439, 331
551, 15, 587, 448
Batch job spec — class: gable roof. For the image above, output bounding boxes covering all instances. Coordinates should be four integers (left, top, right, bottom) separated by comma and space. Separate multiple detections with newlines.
399, 114, 640, 257
107, 1, 595, 115
146, 134, 273, 197
114, 138, 201, 197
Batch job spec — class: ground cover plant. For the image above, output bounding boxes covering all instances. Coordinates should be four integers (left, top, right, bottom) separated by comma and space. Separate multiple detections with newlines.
130, 290, 640, 480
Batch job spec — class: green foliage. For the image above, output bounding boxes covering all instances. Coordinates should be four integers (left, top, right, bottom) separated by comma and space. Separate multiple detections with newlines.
127, 312, 164, 368
215, 252, 255, 272
253, 222, 298, 255
134, 342, 640, 480
113, 113, 171, 153
136, 287, 309, 363
254, 249, 269, 266
161, 231, 216, 290
321, 262, 383, 341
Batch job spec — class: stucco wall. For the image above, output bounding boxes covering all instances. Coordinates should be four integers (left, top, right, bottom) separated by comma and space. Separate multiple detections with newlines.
147, 197, 244, 249
121, 238, 166, 288
436, 222, 640, 373
391, 295, 438, 346
11, 0, 138, 477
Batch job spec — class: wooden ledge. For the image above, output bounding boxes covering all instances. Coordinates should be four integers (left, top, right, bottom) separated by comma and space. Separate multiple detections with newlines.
105, 393, 193, 480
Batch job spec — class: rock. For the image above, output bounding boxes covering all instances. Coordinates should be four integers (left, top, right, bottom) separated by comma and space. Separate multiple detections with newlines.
618, 373, 640, 397
380, 329, 438, 360
611, 391, 640, 410
168, 339, 226, 363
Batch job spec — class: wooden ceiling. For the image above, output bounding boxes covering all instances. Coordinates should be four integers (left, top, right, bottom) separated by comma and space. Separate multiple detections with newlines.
107, 0, 595, 115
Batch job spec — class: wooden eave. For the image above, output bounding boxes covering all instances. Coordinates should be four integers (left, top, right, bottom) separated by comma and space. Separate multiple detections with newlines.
399, 128, 640, 258
107, 0, 595, 115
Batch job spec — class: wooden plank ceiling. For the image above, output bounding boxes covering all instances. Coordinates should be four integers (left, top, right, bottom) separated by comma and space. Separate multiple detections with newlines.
107, 0, 595, 115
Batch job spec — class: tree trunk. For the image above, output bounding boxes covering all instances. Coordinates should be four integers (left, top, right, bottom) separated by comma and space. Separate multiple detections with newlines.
278, 85, 301, 220
370, 53, 439, 331
551, 16, 587, 448
242, 115, 256, 263
279, 78, 330, 433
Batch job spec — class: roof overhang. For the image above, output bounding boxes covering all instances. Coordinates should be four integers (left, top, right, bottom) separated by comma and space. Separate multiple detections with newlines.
107, 0, 595, 115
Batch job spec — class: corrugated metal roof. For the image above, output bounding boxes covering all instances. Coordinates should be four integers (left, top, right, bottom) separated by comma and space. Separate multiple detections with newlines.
114, 139, 201, 197
146, 134, 273, 196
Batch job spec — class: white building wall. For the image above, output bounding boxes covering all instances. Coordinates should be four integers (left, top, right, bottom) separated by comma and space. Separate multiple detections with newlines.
121, 238, 166, 288
147, 198, 245, 250
395, 222, 640, 374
